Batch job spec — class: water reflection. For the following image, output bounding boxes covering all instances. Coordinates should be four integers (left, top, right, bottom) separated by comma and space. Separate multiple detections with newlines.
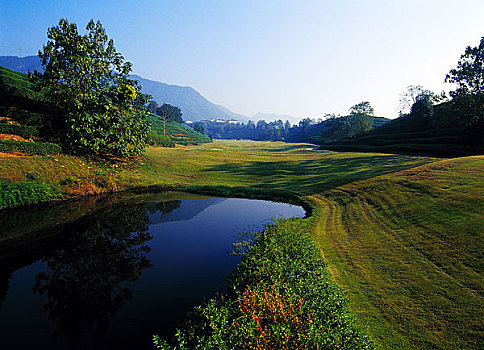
0, 194, 305, 349
33, 203, 153, 343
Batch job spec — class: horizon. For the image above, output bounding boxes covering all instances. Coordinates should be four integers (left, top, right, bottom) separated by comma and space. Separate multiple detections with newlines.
1, 0, 483, 120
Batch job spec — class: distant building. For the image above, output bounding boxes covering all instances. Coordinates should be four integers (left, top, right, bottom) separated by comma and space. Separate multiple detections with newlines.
185, 120, 193, 124
228, 119, 238, 124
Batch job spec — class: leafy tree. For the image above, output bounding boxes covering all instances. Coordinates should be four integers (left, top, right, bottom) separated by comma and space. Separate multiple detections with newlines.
407, 93, 434, 129
155, 103, 183, 124
194, 124, 204, 134
348, 101, 374, 116
298, 118, 312, 130
347, 101, 374, 136
398, 85, 435, 116
155, 103, 183, 135
256, 120, 267, 130
147, 100, 159, 114
445, 36, 484, 133
33, 19, 151, 157
445, 36, 484, 97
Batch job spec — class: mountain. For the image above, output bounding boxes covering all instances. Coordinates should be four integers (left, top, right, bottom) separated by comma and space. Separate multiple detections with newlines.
130, 74, 248, 122
0, 56, 43, 73
0, 55, 248, 122
251, 112, 301, 126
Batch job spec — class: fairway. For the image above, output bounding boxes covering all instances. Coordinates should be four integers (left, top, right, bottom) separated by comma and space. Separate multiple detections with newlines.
142, 140, 482, 349
0, 139, 482, 348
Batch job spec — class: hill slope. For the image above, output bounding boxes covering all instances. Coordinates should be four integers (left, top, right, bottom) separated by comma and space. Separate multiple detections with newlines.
319, 113, 483, 157
131, 74, 248, 122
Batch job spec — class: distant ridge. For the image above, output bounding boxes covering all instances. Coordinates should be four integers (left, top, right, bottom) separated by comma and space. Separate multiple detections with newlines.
0, 56, 43, 73
130, 74, 248, 122
0, 55, 248, 122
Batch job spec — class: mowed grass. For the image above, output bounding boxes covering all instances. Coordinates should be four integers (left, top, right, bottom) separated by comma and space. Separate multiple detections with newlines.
310, 156, 484, 349
0, 139, 482, 348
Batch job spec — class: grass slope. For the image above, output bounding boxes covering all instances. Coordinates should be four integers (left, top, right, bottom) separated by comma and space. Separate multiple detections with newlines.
147, 113, 211, 145
0, 140, 482, 349
310, 156, 484, 349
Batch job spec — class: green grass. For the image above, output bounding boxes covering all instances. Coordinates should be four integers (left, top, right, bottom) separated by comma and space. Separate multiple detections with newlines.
0, 181, 61, 209
0, 139, 482, 349
147, 114, 211, 145
310, 156, 484, 349
0, 140, 62, 155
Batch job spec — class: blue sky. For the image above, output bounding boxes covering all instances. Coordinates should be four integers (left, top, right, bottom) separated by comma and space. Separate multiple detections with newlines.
1, 0, 483, 119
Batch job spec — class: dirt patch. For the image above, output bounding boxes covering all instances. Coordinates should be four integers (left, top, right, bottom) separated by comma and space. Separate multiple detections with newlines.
0, 151, 29, 158
0, 133, 34, 142
0, 117, 20, 125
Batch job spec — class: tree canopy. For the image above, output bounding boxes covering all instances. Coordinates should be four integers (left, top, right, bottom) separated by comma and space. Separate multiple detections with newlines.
33, 18, 151, 158
398, 85, 435, 116
348, 101, 374, 116
446, 36, 484, 97
155, 103, 183, 124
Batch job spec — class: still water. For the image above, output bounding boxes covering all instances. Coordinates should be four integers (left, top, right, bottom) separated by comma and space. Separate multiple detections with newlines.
0, 192, 304, 349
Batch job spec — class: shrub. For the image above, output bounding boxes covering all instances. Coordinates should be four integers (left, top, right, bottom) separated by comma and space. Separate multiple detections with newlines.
0, 140, 62, 155
0, 123, 38, 138
154, 218, 374, 349
0, 181, 61, 209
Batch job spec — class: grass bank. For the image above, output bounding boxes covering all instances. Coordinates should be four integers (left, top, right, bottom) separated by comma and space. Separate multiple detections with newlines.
0, 140, 482, 349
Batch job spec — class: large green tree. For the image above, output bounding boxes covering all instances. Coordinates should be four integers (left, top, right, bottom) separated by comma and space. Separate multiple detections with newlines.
444, 36, 484, 133
34, 19, 151, 157
445, 36, 484, 97
155, 103, 183, 135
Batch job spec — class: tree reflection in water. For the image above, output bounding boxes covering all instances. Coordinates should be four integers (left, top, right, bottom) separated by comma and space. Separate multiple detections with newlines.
33, 203, 153, 344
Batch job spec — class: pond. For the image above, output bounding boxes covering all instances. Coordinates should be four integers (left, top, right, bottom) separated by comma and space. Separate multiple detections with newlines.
0, 192, 305, 349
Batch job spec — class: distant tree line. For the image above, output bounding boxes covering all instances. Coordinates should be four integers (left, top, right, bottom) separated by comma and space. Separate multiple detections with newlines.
193, 101, 378, 144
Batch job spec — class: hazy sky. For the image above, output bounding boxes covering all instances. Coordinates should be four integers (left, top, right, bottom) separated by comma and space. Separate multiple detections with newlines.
1, 0, 483, 119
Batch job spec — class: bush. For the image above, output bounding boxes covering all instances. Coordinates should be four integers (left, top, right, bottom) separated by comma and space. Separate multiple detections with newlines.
0, 123, 38, 138
0, 140, 62, 155
0, 181, 61, 209
147, 133, 175, 147
154, 218, 374, 349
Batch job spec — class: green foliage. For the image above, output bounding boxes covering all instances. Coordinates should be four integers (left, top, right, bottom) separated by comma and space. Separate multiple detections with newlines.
33, 19, 151, 158
322, 114, 374, 142
0, 181, 61, 208
444, 36, 484, 132
193, 124, 204, 134
156, 103, 183, 124
446, 36, 484, 97
154, 218, 374, 349
148, 133, 175, 147
398, 85, 436, 117
0, 140, 62, 155
0, 123, 38, 138
349, 101, 374, 116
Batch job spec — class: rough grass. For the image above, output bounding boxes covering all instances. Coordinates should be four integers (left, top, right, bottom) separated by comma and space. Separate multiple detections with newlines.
0, 139, 482, 349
